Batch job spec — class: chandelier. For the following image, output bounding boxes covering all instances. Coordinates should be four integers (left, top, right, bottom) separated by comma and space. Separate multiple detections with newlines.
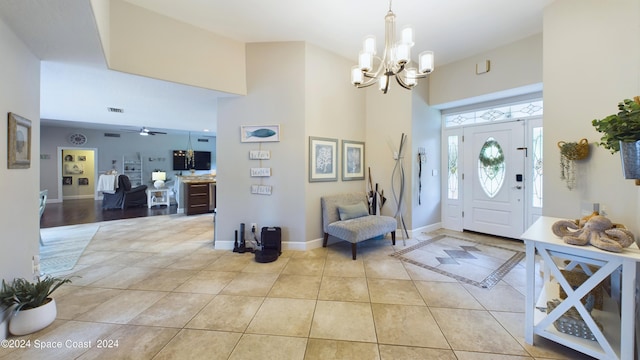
350, 1, 434, 94
185, 132, 195, 169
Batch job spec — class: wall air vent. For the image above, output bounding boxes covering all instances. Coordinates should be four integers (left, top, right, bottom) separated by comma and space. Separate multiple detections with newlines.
104, 133, 121, 138
197, 138, 209, 142
107, 107, 124, 113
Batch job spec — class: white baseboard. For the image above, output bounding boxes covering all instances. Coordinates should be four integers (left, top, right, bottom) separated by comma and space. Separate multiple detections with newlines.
214, 240, 320, 251
408, 222, 442, 237
62, 195, 94, 200
212, 223, 443, 253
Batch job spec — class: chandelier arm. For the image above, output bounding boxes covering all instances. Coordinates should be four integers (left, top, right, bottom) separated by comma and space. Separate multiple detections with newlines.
354, 81, 379, 89
395, 75, 413, 90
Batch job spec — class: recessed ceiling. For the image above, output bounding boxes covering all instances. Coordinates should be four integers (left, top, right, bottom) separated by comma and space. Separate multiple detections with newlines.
0, 0, 554, 136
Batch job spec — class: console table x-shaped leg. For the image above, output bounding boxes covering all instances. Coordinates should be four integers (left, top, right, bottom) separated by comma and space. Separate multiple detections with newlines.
525, 241, 637, 360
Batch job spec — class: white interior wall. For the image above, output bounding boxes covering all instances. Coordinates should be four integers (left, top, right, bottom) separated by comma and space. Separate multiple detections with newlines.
543, 0, 640, 236
0, 17, 41, 282
217, 42, 307, 248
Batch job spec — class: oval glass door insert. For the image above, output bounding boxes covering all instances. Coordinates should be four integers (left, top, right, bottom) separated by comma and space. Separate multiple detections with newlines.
478, 137, 505, 198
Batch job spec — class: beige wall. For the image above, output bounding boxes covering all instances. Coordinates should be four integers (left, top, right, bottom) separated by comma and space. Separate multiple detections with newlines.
410, 83, 442, 230
106, 0, 246, 95
365, 84, 413, 225
0, 17, 41, 281
429, 33, 543, 107
217, 42, 307, 248
304, 43, 368, 242
89, 0, 110, 63
217, 42, 367, 248
543, 0, 640, 235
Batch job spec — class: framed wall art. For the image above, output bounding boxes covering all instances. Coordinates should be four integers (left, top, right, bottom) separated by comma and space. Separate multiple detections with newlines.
309, 136, 338, 182
7, 112, 31, 169
64, 163, 84, 175
63, 176, 72, 185
241, 125, 280, 143
342, 140, 365, 181
78, 178, 89, 186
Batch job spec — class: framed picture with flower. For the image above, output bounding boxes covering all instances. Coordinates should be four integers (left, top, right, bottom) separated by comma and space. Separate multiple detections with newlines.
309, 136, 338, 182
7, 112, 31, 169
342, 140, 364, 181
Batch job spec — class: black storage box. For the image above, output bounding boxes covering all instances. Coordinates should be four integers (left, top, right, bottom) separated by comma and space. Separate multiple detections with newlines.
255, 226, 282, 263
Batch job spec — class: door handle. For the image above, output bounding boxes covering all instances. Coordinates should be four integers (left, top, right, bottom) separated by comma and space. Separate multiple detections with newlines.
513, 185, 522, 190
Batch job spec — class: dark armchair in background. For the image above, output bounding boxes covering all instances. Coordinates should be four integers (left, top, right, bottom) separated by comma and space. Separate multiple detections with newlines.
102, 174, 147, 209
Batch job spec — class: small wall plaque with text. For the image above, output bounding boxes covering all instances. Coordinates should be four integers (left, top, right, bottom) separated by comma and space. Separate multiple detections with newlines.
251, 185, 272, 195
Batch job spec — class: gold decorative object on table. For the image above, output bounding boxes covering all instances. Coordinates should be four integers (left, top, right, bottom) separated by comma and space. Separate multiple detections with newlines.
552, 213, 635, 252
558, 138, 589, 190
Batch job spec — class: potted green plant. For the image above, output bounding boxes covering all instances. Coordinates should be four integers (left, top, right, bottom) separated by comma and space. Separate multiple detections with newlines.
592, 96, 640, 178
0, 276, 71, 335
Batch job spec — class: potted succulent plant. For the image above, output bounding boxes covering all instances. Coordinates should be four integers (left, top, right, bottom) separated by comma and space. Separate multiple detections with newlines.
0, 276, 71, 335
592, 96, 640, 178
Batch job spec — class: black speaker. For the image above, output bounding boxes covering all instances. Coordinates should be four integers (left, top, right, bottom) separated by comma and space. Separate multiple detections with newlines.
255, 227, 281, 263
261, 226, 282, 254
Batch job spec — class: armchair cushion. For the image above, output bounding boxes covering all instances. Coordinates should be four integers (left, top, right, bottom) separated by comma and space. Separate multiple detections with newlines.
338, 202, 369, 221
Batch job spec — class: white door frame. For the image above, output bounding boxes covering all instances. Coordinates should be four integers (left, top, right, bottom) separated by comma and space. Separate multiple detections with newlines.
442, 117, 542, 237
462, 120, 525, 239
57, 147, 99, 202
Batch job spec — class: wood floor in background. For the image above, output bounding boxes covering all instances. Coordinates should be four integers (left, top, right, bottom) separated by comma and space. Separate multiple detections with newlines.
41, 198, 178, 228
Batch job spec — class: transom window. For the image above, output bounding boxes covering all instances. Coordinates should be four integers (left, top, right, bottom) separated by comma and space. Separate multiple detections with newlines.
445, 100, 543, 128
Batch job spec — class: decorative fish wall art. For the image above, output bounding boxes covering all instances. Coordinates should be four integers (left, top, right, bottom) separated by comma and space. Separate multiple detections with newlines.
240, 125, 280, 143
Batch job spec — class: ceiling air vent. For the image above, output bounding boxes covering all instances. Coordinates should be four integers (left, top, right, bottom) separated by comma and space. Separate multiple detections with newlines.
197, 138, 209, 142
104, 133, 121, 138
107, 107, 123, 113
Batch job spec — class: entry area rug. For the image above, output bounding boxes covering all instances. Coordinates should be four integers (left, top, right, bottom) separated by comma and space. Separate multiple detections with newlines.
390, 234, 525, 289
39, 224, 99, 276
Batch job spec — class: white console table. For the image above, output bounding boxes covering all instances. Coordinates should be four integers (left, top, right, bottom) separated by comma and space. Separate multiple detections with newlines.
521, 216, 640, 359
146, 188, 171, 208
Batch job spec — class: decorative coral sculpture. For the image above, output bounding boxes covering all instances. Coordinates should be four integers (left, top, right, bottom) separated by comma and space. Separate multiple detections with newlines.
552, 215, 635, 252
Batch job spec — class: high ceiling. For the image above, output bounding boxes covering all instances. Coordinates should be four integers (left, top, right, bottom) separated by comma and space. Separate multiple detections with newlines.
0, 0, 554, 136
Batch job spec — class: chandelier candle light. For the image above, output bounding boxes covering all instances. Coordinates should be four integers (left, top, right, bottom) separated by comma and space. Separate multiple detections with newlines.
351, 1, 434, 93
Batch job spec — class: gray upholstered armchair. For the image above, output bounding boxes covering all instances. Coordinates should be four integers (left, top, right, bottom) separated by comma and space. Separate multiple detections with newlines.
102, 175, 147, 209
321, 192, 396, 259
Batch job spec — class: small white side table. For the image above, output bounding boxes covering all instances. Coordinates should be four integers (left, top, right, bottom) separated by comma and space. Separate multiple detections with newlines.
521, 216, 640, 360
146, 188, 171, 208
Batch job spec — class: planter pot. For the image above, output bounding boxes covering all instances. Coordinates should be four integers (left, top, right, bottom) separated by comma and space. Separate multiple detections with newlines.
9, 298, 57, 336
620, 141, 640, 179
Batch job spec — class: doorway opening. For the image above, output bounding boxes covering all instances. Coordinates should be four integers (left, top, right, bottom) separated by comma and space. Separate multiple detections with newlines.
57, 147, 99, 202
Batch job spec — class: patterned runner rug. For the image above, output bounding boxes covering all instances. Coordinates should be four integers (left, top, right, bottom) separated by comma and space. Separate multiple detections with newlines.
40, 224, 99, 276
390, 234, 525, 289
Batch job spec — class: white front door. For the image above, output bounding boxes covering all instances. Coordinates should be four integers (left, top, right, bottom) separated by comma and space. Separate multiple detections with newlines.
463, 121, 526, 239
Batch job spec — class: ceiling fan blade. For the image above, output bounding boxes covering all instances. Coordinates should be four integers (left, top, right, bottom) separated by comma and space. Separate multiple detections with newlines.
150, 131, 167, 135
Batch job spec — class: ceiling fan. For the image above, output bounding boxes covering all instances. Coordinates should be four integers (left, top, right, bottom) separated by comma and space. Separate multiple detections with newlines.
120, 127, 167, 136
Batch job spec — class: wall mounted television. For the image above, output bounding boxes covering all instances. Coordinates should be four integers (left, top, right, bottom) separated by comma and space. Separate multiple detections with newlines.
172, 150, 211, 170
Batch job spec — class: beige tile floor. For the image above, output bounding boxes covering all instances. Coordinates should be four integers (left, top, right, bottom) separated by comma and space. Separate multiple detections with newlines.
0, 214, 596, 359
